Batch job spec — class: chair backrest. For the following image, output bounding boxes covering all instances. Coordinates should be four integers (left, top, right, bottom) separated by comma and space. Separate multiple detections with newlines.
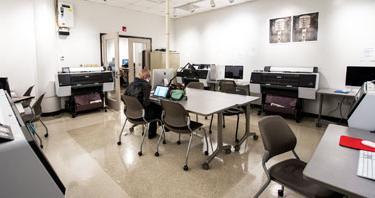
161, 100, 189, 128
32, 93, 45, 119
186, 82, 204, 89
122, 95, 144, 119
23, 85, 34, 96
219, 80, 236, 94
258, 116, 297, 160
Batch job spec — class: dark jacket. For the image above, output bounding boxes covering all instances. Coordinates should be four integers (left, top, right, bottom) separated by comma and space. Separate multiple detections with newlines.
124, 78, 151, 107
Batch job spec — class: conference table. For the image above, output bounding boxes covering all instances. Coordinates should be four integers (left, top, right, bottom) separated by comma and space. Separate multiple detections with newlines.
153, 88, 259, 169
303, 124, 375, 197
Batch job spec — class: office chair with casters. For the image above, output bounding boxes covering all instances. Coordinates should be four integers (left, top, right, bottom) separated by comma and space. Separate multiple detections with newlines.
21, 93, 48, 148
155, 100, 212, 171
21, 85, 34, 108
254, 116, 343, 198
209, 81, 252, 143
117, 95, 164, 156
186, 82, 205, 122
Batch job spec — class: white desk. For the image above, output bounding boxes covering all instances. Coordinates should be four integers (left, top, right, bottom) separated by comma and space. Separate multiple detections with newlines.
304, 124, 375, 197
0, 90, 65, 198
179, 88, 259, 169
316, 88, 358, 127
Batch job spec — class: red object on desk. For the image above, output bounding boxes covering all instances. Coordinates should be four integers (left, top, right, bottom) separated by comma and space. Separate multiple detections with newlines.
339, 135, 375, 152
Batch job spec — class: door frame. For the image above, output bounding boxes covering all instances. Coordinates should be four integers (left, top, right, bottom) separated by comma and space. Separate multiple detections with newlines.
99, 33, 152, 66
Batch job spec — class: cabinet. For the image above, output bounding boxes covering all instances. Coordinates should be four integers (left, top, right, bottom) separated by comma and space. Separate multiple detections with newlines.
150, 51, 180, 69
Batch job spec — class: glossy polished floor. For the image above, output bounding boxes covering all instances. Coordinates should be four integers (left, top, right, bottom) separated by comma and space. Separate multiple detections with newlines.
38, 107, 326, 198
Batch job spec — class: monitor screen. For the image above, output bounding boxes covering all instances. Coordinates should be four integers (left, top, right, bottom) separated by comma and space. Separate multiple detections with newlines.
225, 65, 243, 80
154, 86, 169, 98
0, 77, 11, 95
346, 66, 375, 86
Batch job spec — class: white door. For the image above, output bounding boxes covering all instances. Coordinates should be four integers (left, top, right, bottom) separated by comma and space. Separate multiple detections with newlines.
128, 38, 151, 82
101, 33, 121, 111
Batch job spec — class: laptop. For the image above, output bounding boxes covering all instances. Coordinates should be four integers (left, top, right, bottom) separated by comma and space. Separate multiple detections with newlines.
152, 86, 169, 99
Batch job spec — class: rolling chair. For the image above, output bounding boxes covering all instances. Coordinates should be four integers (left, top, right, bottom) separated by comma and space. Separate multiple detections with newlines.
209, 80, 247, 143
155, 100, 212, 171
254, 116, 343, 198
186, 82, 205, 122
117, 95, 164, 156
21, 93, 48, 148
21, 85, 34, 108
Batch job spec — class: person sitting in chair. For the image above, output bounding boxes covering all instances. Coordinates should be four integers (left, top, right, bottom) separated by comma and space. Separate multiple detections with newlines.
124, 69, 162, 139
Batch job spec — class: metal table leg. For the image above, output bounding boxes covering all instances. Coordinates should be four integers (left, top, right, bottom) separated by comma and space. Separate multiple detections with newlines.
234, 103, 258, 151
316, 93, 324, 127
202, 112, 231, 170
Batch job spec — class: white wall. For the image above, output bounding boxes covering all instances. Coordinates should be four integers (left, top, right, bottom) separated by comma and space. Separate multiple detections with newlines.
174, 0, 375, 116
58, 1, 166, 68
0, 0, 38, 95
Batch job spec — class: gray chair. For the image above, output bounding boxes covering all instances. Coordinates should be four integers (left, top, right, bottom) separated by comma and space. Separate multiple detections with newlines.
209, 80, 249, 142
155, 100, 212, 171
254, 116, 343, 198
186, 82, 205, 122
21, 93, 48, 148
117, 95, 163, 156
21, 85, 34, 108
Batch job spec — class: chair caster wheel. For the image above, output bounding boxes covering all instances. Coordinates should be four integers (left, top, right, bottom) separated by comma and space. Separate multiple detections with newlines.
209, 130, 212, 134
138, 151, 142, 156
105, 109, 107, 112
278, 189, 284, 197
177, 140, 181, 145
253, 135, 259, 140
234, 145, 240, 152
235, 139, 239, 143
129, 127, 134, 132
44, 134, 49, 138
223, 125, 226, 128
183, 165, 189, 171
40, 145, 44, 149
204, 151, 209, 155
163, 140, 166, 144
225, 148, 231, 154
202, 163, 209, 170
117, 141, 122, 146
154, 152, 159, 157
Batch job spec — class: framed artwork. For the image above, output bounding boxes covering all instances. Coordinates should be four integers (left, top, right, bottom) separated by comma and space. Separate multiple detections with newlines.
293, 12, 319, 42
270, 16, 291, 43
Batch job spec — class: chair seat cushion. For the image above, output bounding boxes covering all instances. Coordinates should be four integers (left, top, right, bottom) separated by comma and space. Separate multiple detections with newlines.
21, 107, 33, 122
128, 117, 147, 125
165, 121, 203, 133
223, 107, 244, 116
270, 159, 342, 198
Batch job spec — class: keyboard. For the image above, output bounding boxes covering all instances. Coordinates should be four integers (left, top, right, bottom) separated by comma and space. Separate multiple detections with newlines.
357, 150, 375, 180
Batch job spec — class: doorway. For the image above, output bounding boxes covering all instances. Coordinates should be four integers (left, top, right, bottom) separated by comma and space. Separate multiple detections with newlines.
100, 33, 152, 111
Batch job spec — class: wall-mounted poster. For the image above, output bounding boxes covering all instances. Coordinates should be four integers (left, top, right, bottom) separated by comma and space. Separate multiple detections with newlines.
269, 16, 291, 43
293, 12, 319, 42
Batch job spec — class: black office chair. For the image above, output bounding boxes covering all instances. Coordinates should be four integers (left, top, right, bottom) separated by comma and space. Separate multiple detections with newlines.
21, 93, 48, 148
21, 85, 34, 108
209, 80, 246, 142
155, 100, 212, 171
254, 116, 343, 198
117, 95, 163, 156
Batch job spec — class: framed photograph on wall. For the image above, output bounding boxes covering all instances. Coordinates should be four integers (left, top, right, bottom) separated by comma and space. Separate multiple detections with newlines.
270, 16, 291, 43
293, 12, 319, 42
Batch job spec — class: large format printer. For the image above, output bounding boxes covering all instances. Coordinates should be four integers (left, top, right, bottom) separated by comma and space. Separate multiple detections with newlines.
55, 67, 114, 117
250, 66, 319, 122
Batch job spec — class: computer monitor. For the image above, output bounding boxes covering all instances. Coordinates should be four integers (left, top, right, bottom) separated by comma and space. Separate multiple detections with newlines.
0, 77, 11, 95
345, 66, 375, 86
151, 69, 176, 89
225, 65, 244, 80
153, 86, 169, 98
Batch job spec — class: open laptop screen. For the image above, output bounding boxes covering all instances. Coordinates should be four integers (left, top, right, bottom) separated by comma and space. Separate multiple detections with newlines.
154, 86, 169, 98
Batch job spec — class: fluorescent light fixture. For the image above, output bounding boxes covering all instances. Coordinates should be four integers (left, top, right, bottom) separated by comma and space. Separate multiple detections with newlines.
229, 0, 234, 3
210, 0, 216, 7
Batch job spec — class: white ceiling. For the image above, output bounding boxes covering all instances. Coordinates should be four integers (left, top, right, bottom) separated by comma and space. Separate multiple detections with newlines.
85, 0, 255, 18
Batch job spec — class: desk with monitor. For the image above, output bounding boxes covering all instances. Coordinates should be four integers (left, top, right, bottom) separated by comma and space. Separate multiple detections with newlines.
151, 88, 259, 169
